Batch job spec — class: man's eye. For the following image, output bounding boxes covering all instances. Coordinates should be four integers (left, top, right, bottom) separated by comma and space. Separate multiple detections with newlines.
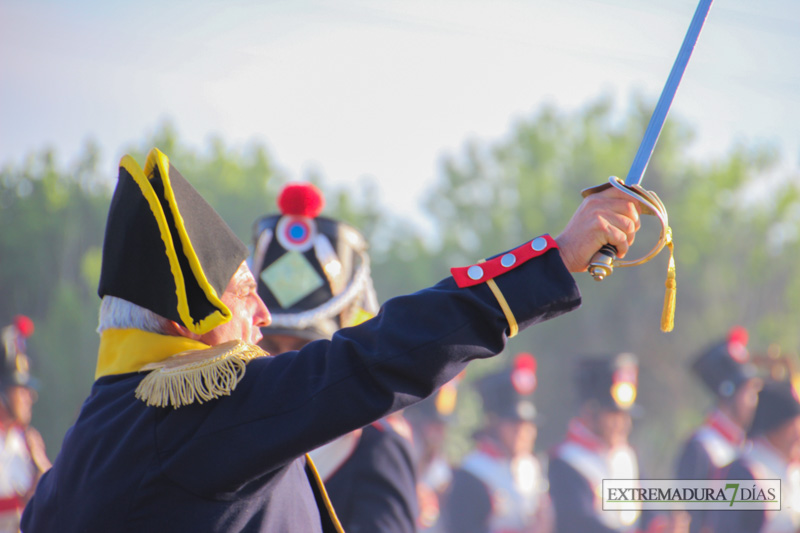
237, 286, 257, 299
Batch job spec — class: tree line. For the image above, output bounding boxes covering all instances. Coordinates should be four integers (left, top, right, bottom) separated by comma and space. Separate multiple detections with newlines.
2, 95, 799, 476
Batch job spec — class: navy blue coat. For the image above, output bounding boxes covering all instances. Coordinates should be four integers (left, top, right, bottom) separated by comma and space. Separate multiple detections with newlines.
22, 248, 580, 532
325, 421, 418, 533
440, 467, 494, 533
676, 435, 716, 481
675, 434, 719, 533
707, 459, 763, 533
548, 456, 621, 533
549, 453, 663, 533
675, 417, 743, 533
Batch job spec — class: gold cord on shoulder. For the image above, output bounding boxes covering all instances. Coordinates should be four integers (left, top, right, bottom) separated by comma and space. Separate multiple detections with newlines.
134, 340, 268, 408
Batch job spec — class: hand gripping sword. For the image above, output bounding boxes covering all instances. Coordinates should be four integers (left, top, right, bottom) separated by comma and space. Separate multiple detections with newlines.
583, 0, 714, 283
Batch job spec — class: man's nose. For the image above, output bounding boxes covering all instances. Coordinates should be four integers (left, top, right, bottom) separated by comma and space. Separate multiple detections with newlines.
254, 295, 271, 327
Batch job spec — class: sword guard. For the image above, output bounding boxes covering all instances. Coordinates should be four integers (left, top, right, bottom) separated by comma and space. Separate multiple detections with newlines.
582, 178, 678, 332
582, 176, 671, 281
581, 179, 658, 216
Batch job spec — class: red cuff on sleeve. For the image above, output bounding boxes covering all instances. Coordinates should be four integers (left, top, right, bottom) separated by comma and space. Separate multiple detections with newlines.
450, 235, 559, 288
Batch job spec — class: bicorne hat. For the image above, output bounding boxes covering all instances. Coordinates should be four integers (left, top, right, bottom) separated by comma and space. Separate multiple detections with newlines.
98, 148, 248, 335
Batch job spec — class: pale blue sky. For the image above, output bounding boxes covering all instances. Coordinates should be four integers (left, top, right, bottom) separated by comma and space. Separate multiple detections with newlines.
2, 0, 798, 215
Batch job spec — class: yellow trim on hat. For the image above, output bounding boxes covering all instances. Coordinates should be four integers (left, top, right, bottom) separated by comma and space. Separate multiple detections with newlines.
119, 149, 231, 335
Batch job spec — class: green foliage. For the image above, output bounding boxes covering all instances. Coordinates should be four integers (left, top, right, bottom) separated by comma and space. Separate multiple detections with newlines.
31, 284, 100, 454
123, 121, 283, 242
3, 97, 800, 480
0, 122, 288, 456
1, 147, 109, 456
413, 94, 800, 474
0, 147, 108, 319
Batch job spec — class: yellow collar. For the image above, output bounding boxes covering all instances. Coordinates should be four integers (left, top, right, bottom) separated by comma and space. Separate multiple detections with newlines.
95, 329, 209, 380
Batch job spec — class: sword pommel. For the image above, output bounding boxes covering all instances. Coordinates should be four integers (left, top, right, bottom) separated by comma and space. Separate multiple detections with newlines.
589, 245, 617, 281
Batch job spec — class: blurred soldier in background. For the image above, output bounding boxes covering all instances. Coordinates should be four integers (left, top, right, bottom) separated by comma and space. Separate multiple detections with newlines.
441, 352, 553, 533
251, 182, 418, 533
548, 354, 640, 533
711, 380, 800, 533
548, 353, 684, 533
405, 374, 463, 532
674, 326, 762, 533
0, 316, 50, 533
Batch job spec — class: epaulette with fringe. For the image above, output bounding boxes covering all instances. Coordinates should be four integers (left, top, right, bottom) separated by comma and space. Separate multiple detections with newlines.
135, 340, 268, 409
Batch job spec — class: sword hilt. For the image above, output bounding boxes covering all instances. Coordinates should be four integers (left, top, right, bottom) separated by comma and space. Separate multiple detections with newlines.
582, 176, 670, 282
589, 244, 617, 281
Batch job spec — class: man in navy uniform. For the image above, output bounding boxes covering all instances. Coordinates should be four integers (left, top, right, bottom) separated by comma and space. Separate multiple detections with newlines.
22, 147, 643, 532
405, 375, 462, 532
0, 316, 50, 533
549, 354, 647, 533
711, 380, 800, 533
252, 182, 418, 533
674, 326, 762, 533
441, 352, 553, 533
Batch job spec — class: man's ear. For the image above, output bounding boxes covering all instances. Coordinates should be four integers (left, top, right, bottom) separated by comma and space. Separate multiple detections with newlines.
165, 320, 200, 340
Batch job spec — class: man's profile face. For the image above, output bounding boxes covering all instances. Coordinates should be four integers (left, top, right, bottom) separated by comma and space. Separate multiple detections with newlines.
495, 418, 537, 457
582, 402, 632, 449
731, 377, 762, 428
199, 262, 271, 346
769, 415, 800, 462
595, 408, 632, 449
6, 385, 35, 426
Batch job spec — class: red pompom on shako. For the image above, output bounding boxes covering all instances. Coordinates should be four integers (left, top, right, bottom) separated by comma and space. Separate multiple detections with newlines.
728, 326, 748, 347
14, 314, 34, 338
511, 352, 537, 395
727, 325, 749, 363
277, 183, 325, 218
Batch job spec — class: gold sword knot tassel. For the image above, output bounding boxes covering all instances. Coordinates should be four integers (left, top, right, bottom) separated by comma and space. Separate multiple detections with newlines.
581, 176, 676, 332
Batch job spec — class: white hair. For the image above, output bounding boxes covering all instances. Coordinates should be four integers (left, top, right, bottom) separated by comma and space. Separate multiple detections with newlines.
97, 296, 174, 335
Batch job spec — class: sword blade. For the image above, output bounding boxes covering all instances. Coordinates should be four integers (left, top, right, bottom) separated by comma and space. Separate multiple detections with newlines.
625, 0, 714, 186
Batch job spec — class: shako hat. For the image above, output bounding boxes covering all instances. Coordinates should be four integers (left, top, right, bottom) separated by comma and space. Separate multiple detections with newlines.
576, 353, 639, 411
692, 326, 757, 399
748, 380, 800, 436
98, 148, 248, 335
475, 353, 539, 422
405, 378, 461, 425
250, 182, 378, 341
1, 315, 37, 391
